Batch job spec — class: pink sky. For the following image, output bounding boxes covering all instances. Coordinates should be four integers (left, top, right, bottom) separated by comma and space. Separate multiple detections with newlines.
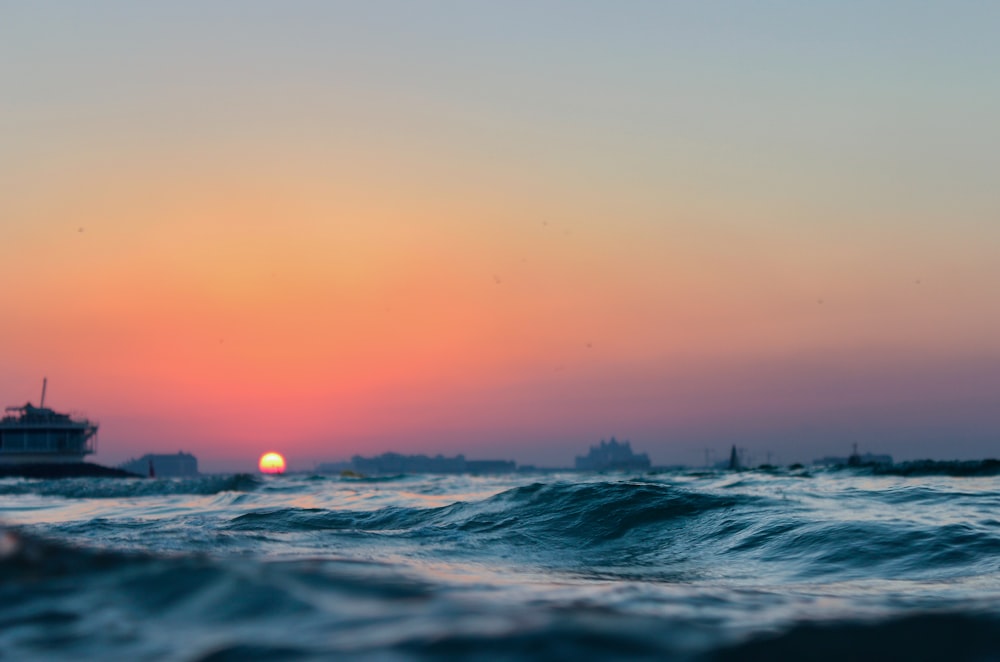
3, 4, 1000, 472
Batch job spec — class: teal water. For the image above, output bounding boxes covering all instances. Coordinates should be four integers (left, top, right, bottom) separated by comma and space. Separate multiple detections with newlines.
2, 469, 1000, 660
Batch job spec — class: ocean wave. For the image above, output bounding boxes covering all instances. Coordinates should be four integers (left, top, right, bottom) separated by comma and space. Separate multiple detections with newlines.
0, 474, 260, 499
732, 519, 1000, 580
393, 610, 1000, 662
223, 480, 759, 581
874, 459, 1000, 477
708, 612, 1000, 662
228, 480, 748, 538
3, 463, 1000, 662
5, 525, 1000, 661
449, 480, 747, 543
0, 526, 436, 660
821, 459, 1000, 478
345, 473, 410, 482
220, 478, 1000, 583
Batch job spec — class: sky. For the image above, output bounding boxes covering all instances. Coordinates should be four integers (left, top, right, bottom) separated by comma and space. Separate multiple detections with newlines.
3, 2, 1000, 472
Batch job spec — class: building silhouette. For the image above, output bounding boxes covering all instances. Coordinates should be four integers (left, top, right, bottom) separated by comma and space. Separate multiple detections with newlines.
575, 437, 651, 471
319, 452, 516, 476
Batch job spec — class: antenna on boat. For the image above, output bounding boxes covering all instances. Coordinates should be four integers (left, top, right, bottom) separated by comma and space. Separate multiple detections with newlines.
40, 377, 48, 408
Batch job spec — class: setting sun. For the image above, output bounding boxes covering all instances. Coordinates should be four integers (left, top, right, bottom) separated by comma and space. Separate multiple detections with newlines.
258, 452, 286, 474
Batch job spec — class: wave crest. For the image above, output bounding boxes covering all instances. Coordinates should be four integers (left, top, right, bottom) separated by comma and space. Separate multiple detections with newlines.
0, 474, 260, 499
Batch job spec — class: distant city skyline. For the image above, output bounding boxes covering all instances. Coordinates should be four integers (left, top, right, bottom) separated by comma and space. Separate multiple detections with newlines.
4, 3, 1000, 473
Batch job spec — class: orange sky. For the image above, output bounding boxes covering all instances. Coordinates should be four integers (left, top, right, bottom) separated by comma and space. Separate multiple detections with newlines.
3, 4, 1000, 470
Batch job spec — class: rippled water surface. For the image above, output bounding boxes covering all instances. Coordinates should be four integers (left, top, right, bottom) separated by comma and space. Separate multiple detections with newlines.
3, 469, 1000, 660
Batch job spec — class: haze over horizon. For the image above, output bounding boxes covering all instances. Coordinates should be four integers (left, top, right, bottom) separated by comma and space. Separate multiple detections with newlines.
3, 3, 1000, 473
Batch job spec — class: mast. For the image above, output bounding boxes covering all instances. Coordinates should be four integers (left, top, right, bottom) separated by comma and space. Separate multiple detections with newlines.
728, 445, 741, 471
848, 442, 861, 466
41, 377, 48, 408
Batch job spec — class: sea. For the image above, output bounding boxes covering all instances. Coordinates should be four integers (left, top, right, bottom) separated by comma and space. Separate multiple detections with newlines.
2, 466, 1000, 661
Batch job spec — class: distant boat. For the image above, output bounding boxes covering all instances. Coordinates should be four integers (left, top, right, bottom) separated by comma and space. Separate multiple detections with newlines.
119, 452, 199, 478
728, 445, 741, 471
0, 378, 98, 465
